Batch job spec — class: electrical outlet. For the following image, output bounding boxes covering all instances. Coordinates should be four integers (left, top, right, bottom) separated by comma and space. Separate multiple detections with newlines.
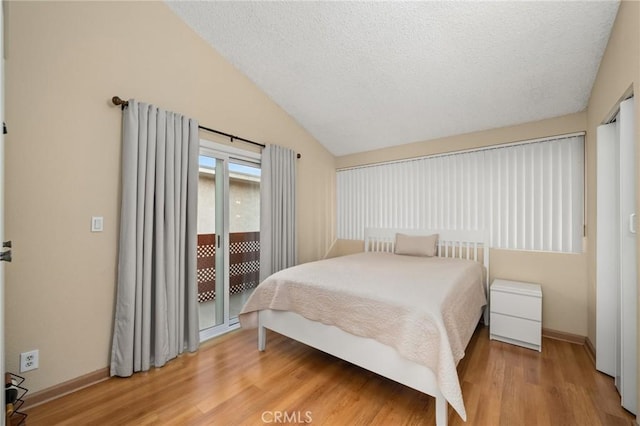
20, 350, 39, 373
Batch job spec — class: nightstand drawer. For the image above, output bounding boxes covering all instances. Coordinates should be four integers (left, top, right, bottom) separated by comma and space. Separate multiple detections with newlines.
491, 290, 541, 321
490, 312, 541, 346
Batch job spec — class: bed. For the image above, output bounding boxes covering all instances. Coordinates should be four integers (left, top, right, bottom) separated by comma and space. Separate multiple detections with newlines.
239, 228, 490, 426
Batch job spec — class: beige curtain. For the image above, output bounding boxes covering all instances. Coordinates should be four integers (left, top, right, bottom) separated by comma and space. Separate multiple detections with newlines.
110, 99, 200, 376
259, 144, 297, 281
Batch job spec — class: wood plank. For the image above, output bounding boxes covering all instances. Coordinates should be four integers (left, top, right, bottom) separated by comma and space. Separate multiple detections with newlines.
25, 326, 636, 425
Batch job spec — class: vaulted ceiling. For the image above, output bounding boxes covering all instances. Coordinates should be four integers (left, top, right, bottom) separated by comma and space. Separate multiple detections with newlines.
167, 1, 620, 156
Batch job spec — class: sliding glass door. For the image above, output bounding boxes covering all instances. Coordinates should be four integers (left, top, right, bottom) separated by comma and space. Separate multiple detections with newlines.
197, 143, 261, 339
196, 154, 224, 331
228, 161, 261, 319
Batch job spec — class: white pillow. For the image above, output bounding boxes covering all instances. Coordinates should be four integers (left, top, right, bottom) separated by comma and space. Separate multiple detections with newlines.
394, 233, 439, 257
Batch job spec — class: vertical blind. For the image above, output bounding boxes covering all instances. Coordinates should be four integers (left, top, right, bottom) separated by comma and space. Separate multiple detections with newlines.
337, 134, 584, 253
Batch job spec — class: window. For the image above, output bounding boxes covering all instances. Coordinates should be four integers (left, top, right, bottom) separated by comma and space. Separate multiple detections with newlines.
337, 134, 584, 253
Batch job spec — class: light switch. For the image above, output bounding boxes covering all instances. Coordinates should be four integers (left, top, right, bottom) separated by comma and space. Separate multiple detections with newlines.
91, 216, 104, 232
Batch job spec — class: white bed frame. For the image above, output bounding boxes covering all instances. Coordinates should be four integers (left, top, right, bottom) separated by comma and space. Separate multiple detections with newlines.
257, 228, 490, 426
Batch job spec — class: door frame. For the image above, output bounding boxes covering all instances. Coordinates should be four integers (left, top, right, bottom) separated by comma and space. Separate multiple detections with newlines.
0, 2, 6, 423
198, 140, 260, 342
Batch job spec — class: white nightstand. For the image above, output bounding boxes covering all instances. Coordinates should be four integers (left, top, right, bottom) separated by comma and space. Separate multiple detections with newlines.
489, 279, 542, 352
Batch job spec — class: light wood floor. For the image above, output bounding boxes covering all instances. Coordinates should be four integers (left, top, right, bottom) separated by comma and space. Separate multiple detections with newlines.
25, 325, 636, 425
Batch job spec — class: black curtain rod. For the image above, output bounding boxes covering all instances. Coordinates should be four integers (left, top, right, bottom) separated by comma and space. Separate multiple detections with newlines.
112, 96, 301, 159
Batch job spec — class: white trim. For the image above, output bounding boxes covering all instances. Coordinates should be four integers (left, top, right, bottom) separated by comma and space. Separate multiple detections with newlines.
199, 167, 260, 183
0, 5, 5, 423
199, 322, 241, 343
602, 87, 634, 125
200, 139, 261, 163
337, 131, 586, 172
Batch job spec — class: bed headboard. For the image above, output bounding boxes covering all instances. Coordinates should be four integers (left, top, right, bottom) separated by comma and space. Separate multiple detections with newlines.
364, 227, 491, 292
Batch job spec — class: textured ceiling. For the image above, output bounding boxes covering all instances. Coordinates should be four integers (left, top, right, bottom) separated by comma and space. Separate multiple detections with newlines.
166, 1, 619, 157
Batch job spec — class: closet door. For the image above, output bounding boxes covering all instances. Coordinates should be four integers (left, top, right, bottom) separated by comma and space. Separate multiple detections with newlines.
595, 122, 619, 378
596, 96, 637, 415
618, 96, 636, 414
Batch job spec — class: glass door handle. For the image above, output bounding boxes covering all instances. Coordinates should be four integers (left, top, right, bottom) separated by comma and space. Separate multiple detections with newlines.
630, 213, 637, 234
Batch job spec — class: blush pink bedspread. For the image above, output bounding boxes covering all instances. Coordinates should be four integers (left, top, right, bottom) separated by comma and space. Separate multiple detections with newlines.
239, 252, 487, 420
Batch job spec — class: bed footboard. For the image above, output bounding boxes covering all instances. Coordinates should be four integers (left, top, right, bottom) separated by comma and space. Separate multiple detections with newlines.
257, 309, 449, 426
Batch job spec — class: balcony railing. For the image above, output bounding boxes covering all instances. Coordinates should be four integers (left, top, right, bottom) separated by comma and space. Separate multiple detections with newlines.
196, 232, 260, 303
